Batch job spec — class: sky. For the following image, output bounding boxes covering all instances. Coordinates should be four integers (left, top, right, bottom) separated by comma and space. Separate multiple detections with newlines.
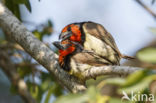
20, 0, 156, 58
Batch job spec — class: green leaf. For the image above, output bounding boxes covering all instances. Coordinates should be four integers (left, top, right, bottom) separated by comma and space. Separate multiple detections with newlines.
24, 0, 32, 12
119, 75, 156, 94
5, 0, 21, 20
13, 0, 32, 12
13, 0, 27, 4
30, 85, 39, 98
54, 93, 88, 103
33, 30, 42, 40
44, 86, 53, 103
96, 95, 110, 103
105, 70, 149, 87
48, 20, 53, 27
40, 79, 50, 91
44, 83, 63, 103
54, 86, 102, 103
27, 82, 43, 102
104, 70, 146, 87
17, 65, 32, 78
122, 70, 147, 87
104, 78, 125, 86
52, 83, 63, 97
137, 47, 156, 63
87, 86, 97, 102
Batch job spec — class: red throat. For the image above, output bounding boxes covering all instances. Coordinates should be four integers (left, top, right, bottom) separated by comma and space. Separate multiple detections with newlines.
59, 24, 82, 66
58, 40, 76, 66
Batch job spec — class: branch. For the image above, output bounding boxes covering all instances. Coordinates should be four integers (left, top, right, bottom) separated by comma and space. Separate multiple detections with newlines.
83, 66, 142, 80
136, 0, 156, 19
0, 3, 146, 94
0, 3, 86, 93
0, 51, 37, 103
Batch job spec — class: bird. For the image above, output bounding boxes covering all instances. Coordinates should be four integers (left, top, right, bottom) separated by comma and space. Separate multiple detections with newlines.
53, 39, 114, 80
53, 21, 134, 79
59, 21, 134, 64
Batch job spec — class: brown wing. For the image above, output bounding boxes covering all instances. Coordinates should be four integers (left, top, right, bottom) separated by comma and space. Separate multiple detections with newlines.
71, 52, 113, 66
82, 22, 122, 57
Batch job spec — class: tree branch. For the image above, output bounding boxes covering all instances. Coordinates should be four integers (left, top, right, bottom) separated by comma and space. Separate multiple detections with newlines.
0, 51, 37, 103
0, 3, 86, 93
83, 66, 142, 80
0, 3, 145, 94
136, 0, 156, 19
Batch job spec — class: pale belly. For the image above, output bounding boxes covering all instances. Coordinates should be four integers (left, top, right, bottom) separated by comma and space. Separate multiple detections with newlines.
83, 32, 118, 63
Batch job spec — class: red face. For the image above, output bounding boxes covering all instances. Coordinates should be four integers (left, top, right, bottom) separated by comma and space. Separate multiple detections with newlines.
58, 40, 76, 66
58, 23, 83, 69
61, 24, 82, 43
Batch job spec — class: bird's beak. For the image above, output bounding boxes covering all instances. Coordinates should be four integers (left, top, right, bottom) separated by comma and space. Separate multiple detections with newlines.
53, 41, 70, 50
59, 32, 72, 41
53, 41, 64, 50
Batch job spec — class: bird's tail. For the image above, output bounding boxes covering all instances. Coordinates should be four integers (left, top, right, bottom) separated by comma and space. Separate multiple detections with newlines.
121, 54, 135, 60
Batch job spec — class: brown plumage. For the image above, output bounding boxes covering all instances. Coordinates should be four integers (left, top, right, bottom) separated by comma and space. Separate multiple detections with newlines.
82, 22, 134, 60
53, 21, 134, 79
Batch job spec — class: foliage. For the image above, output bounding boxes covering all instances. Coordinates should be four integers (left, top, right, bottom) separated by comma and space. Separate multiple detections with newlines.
32, 20, 53, 41
3, 0, 31, 20
54, 69, 156, 103
136, 47, 156, 64
136, 28, 156, 64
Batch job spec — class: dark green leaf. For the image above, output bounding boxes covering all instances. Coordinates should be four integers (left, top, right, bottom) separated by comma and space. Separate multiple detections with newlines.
24, 0, 32, 12
13, 0, 27, 4
48, 20, 53, 27
5, 0, 21, 20
13, 0, 32, 12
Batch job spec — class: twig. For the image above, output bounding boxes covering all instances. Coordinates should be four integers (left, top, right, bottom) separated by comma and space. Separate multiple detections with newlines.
136, 0, 156, 19
0, 51, 37, 103
83, 66, 142, 80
